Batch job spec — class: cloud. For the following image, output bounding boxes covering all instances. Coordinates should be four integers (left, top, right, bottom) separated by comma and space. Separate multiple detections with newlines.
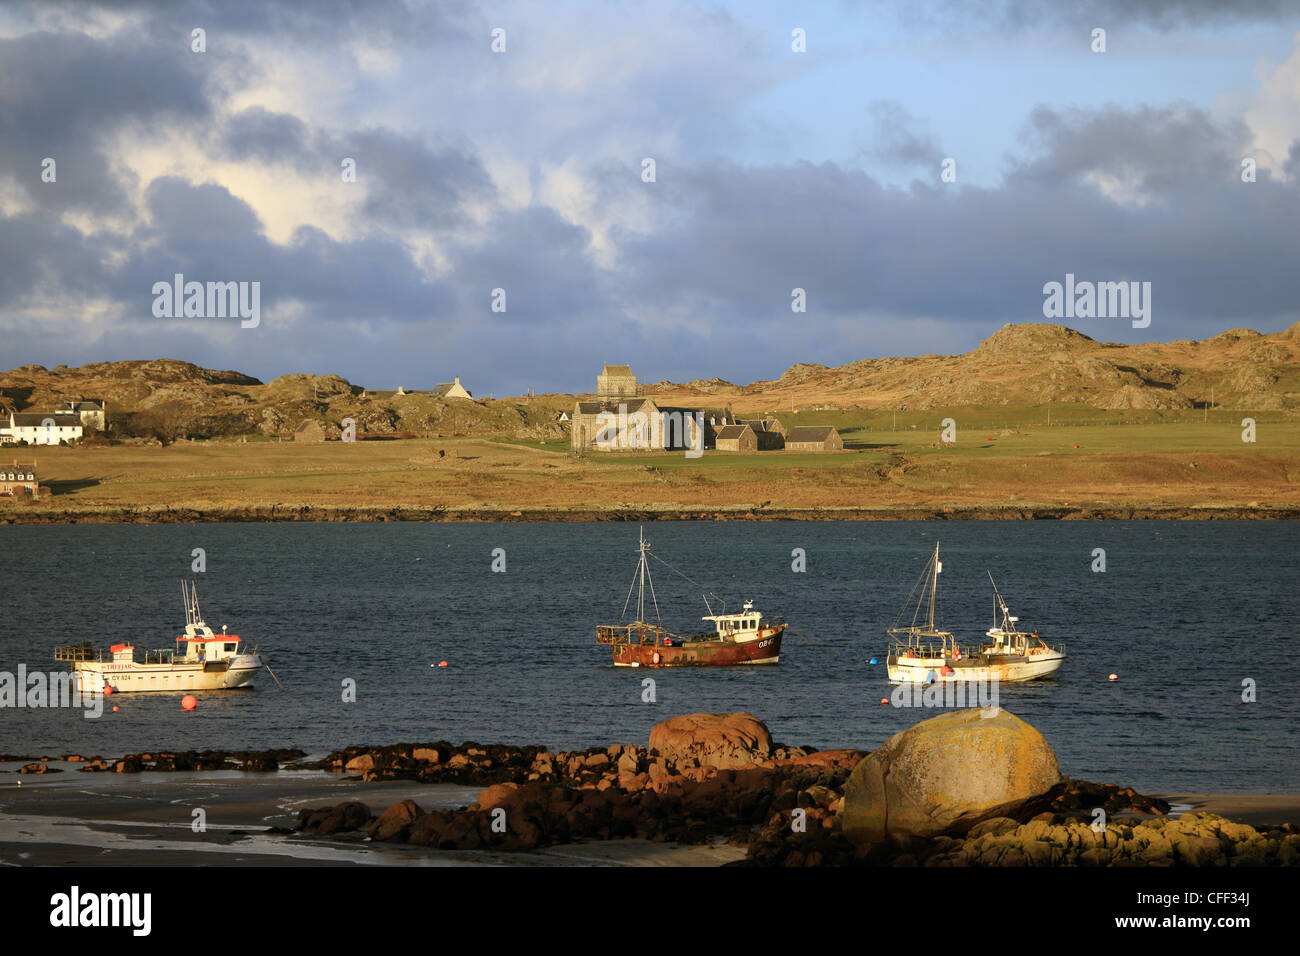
865, 101, 945, 167
893, 0, 1300, 30
2, 0, 1299, 393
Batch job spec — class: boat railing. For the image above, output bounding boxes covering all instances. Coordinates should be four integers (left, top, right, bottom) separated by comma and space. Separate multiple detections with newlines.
596, 623, 672, 645
54, 643, 100, 662
143, 649, 176, 664
890, 640, 968, 660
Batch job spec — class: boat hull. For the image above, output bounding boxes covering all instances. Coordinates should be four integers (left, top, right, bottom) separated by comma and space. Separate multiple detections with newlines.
71, 658, 262, 693
611, 627, 783, 667
887, 652, 1064, 684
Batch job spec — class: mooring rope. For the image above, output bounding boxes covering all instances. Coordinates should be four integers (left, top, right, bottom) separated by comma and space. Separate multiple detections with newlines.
1066, 656, 1112, 681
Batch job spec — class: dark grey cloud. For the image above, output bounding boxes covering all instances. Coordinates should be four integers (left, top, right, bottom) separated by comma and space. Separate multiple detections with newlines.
25, 0, 475, 47
219, 108, 495, 231
0, 30, 208, 215
892, 0, 1300, 30
1015, 104, 1253, 191
865, 100, 944, 167
610, 104, 1300, 378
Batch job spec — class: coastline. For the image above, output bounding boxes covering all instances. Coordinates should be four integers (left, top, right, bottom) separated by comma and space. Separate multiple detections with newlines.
5, 757, 1298, 868
5, 503, 1300, 524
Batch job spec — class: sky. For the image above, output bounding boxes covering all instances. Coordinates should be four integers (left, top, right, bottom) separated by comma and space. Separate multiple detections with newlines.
1, 0, 1299, 394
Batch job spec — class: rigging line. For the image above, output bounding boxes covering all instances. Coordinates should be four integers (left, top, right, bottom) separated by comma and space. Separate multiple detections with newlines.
646, 555, 662, 625
620, 560, 639, 621
646, 551, 726, 611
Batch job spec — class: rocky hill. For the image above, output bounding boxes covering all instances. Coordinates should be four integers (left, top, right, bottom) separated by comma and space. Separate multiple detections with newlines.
5, 323, 1298, 442
0, 360, 567, 443
652, 323, 1300, 412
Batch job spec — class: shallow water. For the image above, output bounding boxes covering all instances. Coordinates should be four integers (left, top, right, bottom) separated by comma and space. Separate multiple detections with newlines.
1, 521, 1297, 793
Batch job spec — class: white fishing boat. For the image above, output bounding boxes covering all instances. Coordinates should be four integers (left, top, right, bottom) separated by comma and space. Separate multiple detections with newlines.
886, 543, 1066, 683
54, 581, 266, 693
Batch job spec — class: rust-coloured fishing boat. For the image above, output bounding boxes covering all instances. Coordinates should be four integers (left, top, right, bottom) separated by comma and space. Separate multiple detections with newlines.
595, 530, 785, 667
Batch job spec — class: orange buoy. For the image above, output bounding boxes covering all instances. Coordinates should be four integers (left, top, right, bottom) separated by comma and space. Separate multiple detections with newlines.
1108, 673, 1119, 682
438, 661, 448, 668
112, 706, 118, 712
181, 695, 198, 711
879, 698, 889, 705
102, 685, 114, 696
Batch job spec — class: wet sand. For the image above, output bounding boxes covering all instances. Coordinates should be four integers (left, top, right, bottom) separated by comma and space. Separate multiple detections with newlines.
0, 763, 746, 867
1158, 793, 1300, 827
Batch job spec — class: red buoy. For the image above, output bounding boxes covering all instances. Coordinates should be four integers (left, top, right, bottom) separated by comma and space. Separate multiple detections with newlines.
102, 685, 114, 696
438, 661, 448, 668
879, 698, 889, 706
181, 695, 198, 711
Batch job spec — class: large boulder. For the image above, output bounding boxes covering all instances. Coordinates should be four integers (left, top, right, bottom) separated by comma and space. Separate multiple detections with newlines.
648, 712, 773, 770
840, 709, 1062, 844
367, 799, 423, 841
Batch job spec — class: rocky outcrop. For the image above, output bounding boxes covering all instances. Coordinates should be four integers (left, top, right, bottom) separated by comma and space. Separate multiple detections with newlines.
648, 712, 773, 771
839, 709, 1062, 844
297, 802, 372, 835
90, 749, 304, 773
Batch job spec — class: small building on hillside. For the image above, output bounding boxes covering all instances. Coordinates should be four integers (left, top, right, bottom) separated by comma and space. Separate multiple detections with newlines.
784, 425, 844, 452
0, 412, 84, 446
740, 418, 786, 450
361, 386, 408, 400
294, 420, 326, 442
714, 424, 757, 453
431, 376, 473, 400
1, 460, 40, 497
61, 399, 107, 431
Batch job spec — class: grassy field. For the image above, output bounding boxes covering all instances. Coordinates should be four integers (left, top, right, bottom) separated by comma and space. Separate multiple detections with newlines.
4, 410, 1299, 520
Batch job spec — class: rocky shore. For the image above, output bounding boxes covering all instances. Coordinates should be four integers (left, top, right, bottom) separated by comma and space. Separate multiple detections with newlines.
6, 748, 304, 774
12, 711, 1297, 866
291, 711, 1298, 866
4, 503, 1299, 524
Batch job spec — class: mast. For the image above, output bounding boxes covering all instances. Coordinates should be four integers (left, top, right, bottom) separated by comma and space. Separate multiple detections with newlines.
621, 527, 660, 625
638, 528, 648, 622
928, 542, 940, 631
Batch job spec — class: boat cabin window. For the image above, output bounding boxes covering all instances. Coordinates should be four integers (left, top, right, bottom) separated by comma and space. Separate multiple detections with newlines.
224, 643, 237, 652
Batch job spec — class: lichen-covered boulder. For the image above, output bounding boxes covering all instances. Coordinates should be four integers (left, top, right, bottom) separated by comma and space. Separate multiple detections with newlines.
840, 708, 1062, 843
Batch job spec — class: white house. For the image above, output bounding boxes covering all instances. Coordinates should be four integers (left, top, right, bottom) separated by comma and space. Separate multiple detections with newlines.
431, 376, 472, 400
0, 412, 84, 445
